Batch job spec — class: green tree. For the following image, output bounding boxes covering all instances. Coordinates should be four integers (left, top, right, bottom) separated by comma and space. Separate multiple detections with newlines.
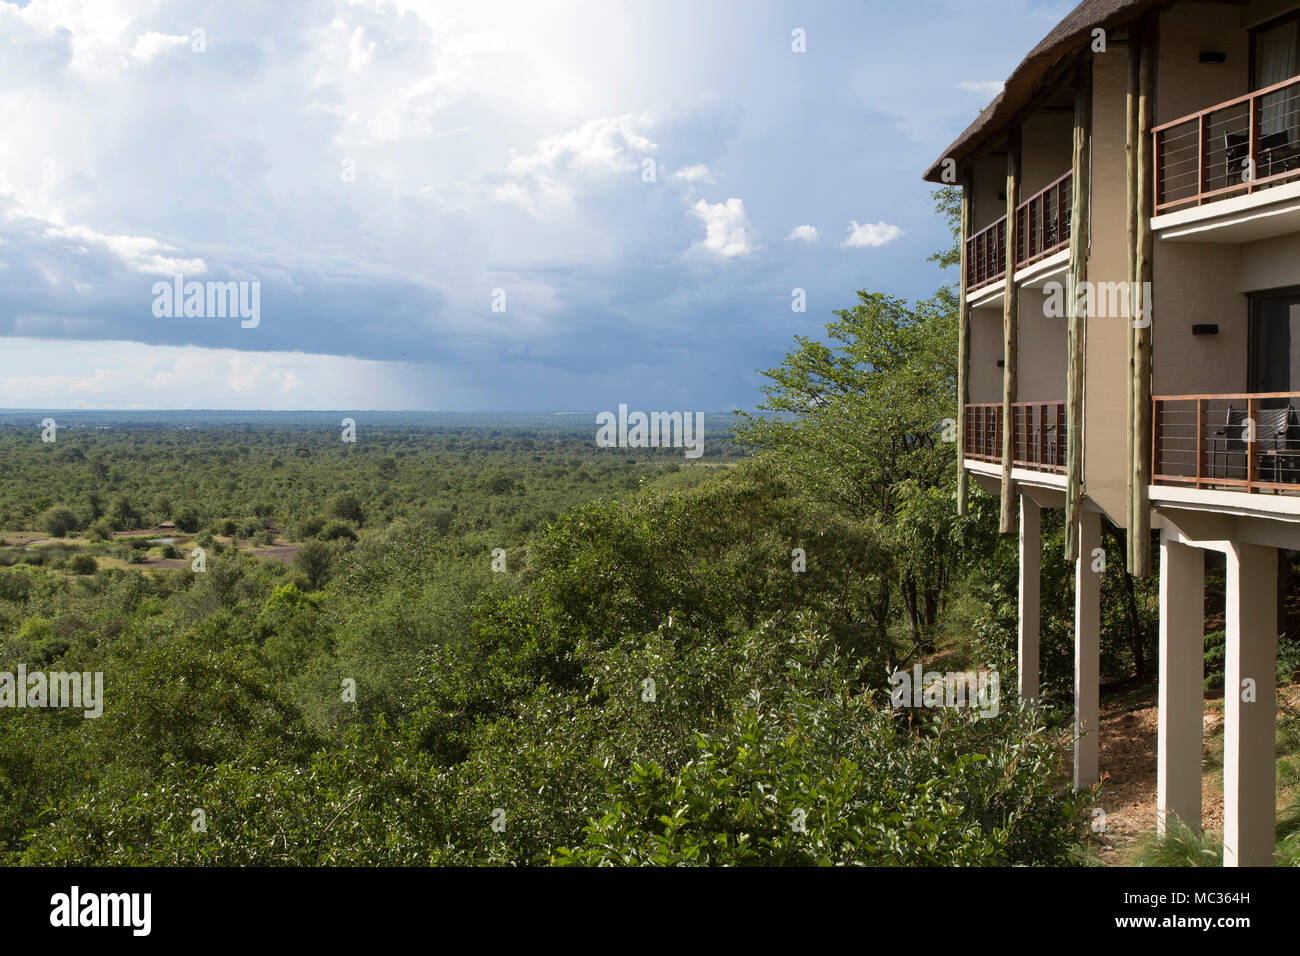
39, 507, 78, 538
328, 493, 365, 526
294, 540, 334, 591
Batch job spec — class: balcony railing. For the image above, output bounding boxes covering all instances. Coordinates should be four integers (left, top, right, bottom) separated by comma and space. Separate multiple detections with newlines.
965, 217, 1006, 293
1016, 171, 1072, 268
1154, 74, 1300, 213
1152, 392, 1300, 494
964, 401, 1066, 474
965, 171, 1072, 295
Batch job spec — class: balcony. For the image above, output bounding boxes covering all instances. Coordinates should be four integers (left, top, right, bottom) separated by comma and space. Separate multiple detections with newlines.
964, 401, 1066, 474
965, 171, 1072, 295
965, 217, 1007, 293
1154, 75, 1300, 213
1015, 171, 1072, 270
1152, 393, 1300, 494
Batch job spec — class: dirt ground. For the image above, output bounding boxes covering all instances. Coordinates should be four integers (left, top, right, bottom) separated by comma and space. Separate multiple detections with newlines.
1087, 682, 1297, 863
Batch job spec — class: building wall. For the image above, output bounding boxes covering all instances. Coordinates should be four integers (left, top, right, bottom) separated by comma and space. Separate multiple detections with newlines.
1084, 48, 1132, 527
1021, 110, 1074, 198
1018, 288, 1068, 402
972, 153, 1005, 234
1241, 0, 1300, 32
1239, 232, 1300, 291
1150, 1, 1300, 398
1155, 4, 1249, 127
1153, 243, 1248, 396
970, 305, 1003, 404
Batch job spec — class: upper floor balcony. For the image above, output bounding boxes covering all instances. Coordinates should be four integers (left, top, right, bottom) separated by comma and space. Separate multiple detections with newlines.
965, 171, 1072, 294
1154, 73, 1300, 238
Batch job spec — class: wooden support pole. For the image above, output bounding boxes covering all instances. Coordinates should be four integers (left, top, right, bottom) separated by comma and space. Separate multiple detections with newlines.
1001, 128, 1021, 535
958, 168, 973, 516
1066, 59, 1091, 562
1131, 15, 1155, 577
1126, 27, 1139, 572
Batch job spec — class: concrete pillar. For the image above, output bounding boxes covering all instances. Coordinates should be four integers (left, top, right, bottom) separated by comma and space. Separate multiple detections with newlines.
1018, 494, 1041, 703
1074, 508, 1100, 788
1157, 531, 1204, 836
1223, 541, 1278, 867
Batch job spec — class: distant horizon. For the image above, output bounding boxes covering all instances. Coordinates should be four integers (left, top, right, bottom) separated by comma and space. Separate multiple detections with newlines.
0, 407, 750, 415
0, 0, 1066, 410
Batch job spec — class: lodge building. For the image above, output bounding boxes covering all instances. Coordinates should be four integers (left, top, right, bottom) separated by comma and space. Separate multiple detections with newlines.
925, 0, 1300, 866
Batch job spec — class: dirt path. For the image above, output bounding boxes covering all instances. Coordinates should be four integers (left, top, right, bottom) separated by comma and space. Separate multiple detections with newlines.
1088, 682, 1298, 863
1087, 687, 1225, 863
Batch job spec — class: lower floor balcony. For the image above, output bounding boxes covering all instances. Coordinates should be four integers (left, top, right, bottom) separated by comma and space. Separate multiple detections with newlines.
965, 392, 1300, 500
1152, 392, 1300, 495
963, 401, 1065, 474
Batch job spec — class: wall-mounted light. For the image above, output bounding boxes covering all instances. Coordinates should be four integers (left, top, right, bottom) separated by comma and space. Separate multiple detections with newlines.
1192, 323, 1219, 335
1199, 51, 1227, 64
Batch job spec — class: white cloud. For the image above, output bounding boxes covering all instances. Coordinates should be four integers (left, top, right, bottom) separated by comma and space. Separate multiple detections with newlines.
127, 32, 191, 65
786, 225, 819, 243
43, 224, 207, 276
496, 113, 657, 213
506, 113, 656, 177
843, 220, 903, 249
671, 164, 714, 184
689, 197, 757, 259
958, 80, 1003, 97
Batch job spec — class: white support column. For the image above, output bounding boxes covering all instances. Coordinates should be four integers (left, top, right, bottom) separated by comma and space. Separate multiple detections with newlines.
1223, 541, 1278, 867
1074, 508, 1101, 789
1018, 494, 1042, 703
1157, 531, 1204, 836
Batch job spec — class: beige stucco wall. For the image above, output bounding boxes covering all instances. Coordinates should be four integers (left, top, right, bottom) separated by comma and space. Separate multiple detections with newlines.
1150, 0, 1300, 397
1155, 4, 1250, 127
1153, 243, 1248, 396
1084, 48, 1131, 527
970, 305, 1003, 404
972, 153, 1005, 234
1238, 232, 1300, 291
1021, 111, 1074, 197
1018, 288, 1068, 402
1242, 1, 1300, 32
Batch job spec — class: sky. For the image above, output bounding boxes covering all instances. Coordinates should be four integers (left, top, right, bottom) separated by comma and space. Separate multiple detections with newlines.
0, 0, 1075, 411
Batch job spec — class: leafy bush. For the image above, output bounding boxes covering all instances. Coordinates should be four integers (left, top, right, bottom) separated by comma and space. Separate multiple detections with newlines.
39, 507, 78, 539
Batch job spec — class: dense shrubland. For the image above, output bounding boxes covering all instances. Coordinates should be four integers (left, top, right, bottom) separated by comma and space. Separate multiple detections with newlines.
0, 193, 1180, 865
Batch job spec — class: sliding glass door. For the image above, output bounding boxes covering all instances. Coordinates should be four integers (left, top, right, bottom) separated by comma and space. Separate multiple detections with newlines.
1249, 289, 1300, 393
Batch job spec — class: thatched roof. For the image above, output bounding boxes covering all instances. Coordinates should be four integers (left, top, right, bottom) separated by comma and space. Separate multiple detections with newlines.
922, 0, 1172, 182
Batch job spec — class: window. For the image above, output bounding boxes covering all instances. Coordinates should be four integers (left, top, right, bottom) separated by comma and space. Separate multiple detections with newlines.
1248, 287, 1300, 394
1252, 11, 1300, 152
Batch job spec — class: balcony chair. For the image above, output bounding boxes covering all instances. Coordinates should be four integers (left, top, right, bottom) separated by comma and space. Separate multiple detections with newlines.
1224, 132, 1250, 187
1259, 404, 1300, 487
1261, 129, 1300, 178
1210, 405, 1248, 481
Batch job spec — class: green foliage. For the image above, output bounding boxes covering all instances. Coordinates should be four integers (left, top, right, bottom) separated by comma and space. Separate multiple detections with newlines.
0, 370, 1098, 865
293, 541, 334, 591
39, 507, 78, 538
1129, 818, 1223, 867
555, 631, 1084, 866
